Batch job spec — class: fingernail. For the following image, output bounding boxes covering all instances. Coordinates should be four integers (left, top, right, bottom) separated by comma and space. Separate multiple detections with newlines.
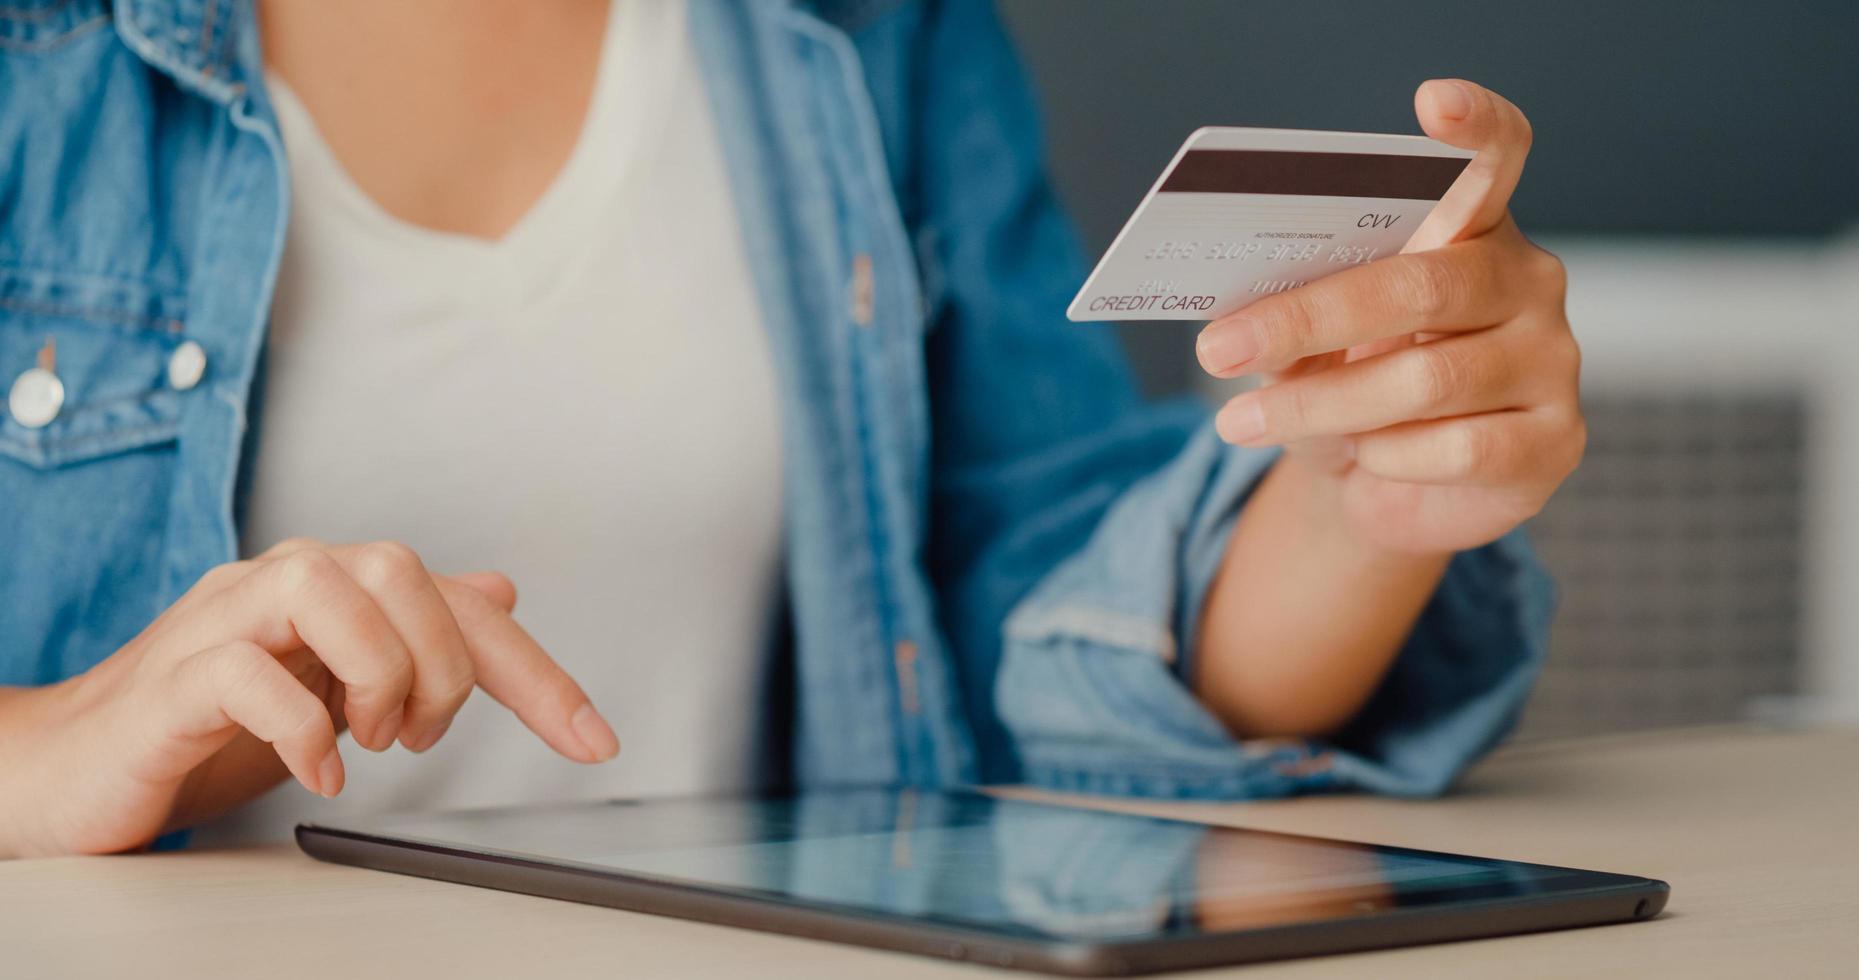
403, 720, 451, 754
1217, 397, 1268, 444
571, 703, 620, 762
317, 748, 344, 798
372, 706, 404, 752
1197, 319, 1262, 376
1427, 79, 1473, 120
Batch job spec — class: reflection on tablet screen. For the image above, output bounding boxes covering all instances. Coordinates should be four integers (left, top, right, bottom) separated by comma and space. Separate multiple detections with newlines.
348, 789, 1544, 941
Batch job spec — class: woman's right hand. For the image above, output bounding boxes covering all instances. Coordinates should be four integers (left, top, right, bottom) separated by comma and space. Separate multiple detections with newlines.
0, 538, 619, 858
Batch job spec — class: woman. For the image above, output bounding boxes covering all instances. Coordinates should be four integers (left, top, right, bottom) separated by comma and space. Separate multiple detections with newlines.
0, 0, 1579, 857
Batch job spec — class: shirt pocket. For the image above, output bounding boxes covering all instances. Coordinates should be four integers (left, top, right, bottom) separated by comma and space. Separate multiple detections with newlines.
0, 270, 191, 469
0, 0, 112, 53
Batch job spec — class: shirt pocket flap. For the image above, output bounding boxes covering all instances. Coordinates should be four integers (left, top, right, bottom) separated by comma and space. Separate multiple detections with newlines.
0, 0, 112, 53
0, 272, 191, 469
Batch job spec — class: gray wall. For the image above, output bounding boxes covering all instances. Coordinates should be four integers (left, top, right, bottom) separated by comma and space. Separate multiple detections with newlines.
1000, 0, 1859, 246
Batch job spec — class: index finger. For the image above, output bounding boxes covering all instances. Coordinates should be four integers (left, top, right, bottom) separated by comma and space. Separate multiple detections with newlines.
432, 577, 619, 764
1196, 231, 1523, 376
1405, 79, 1533, 252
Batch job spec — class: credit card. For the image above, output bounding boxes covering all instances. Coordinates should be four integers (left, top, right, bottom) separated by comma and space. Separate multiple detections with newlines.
1067, 127, 1473, 321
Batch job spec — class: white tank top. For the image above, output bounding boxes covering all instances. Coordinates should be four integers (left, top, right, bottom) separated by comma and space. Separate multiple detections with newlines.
202, 0, 784, 843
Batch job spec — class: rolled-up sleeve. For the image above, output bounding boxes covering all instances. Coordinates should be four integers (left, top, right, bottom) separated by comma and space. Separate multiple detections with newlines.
994, 425, 1555, 799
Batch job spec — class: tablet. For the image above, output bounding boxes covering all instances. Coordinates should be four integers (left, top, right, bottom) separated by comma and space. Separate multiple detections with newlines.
297, 788, 1667, 975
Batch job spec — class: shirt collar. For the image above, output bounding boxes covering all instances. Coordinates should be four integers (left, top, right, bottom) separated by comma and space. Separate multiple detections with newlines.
113, 0, 251, 104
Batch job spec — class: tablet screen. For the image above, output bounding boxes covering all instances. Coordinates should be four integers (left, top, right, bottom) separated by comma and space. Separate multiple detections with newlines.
326, 789, 1598, 941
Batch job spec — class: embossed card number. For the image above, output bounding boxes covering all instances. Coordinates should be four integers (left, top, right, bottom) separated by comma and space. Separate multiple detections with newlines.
1067, 127, 1473, 322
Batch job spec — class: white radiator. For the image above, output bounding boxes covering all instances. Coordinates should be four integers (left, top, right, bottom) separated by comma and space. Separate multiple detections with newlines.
1559, 234, 1859, 727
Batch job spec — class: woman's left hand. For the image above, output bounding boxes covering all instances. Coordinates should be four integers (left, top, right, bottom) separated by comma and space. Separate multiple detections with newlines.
1194, 78, 1583, 555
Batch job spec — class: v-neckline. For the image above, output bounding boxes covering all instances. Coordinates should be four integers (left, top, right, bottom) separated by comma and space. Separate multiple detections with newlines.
264, 0, 677, 290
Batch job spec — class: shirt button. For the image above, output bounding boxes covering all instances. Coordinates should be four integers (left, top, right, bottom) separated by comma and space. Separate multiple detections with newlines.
893, 640, 919, 714
8, 366, 64, 429
167, 340, 207, 391
849, 253, 875, 327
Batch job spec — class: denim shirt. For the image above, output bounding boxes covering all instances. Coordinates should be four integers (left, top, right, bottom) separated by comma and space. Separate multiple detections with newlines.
0, 0, 1552, 801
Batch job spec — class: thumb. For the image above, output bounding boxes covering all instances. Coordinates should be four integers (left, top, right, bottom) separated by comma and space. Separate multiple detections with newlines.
1406, 78, 1533, 252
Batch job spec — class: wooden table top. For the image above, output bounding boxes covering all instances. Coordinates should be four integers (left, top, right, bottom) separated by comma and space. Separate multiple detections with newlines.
4, 725, 1853, 979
